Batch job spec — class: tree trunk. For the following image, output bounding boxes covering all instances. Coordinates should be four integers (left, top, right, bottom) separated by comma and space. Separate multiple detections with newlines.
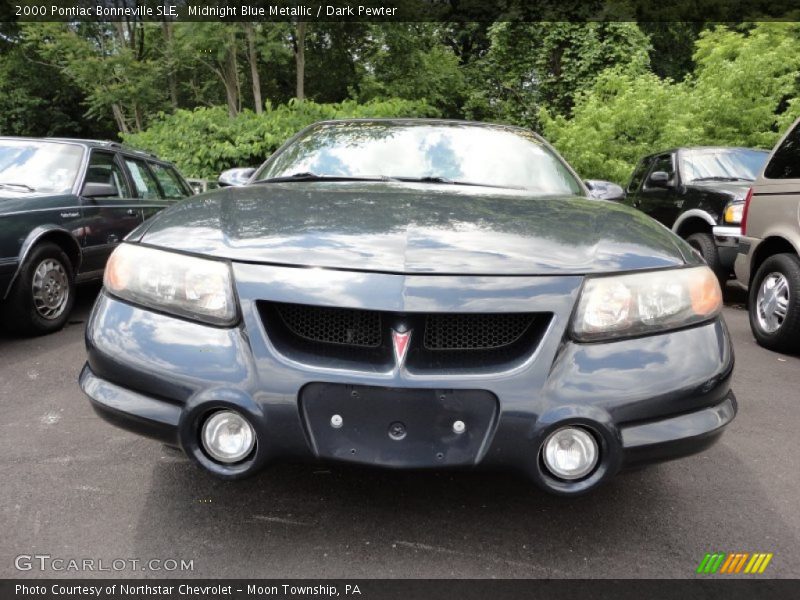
294, 21, 306, 101
244, 23, 263, 114
222, 27, 240, 117
162, 22, 179, 109
112, 104, 130, 134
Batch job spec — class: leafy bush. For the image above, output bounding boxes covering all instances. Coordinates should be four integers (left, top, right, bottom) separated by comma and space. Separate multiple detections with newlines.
123, 97, 439, 179
542, 23, 800, 184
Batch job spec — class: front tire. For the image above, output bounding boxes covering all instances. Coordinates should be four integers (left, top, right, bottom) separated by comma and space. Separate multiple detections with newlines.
686, 232, 726, 282
1, 242, 76, 336
749, 253, 800, 353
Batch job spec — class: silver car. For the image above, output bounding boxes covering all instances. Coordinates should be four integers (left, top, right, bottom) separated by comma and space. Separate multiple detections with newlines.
735, 117, 800, 353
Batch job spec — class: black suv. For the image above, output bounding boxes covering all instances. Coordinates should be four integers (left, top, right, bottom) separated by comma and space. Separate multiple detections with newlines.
625, 147, 768, 281
0, 137, 193, 335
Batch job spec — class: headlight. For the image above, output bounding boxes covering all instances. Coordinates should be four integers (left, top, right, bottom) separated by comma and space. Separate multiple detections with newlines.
724, 203, 744, 224
104, 243, 237, 326
572, 266, 722, 341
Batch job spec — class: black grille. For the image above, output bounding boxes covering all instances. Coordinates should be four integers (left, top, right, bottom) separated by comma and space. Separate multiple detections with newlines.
423, 313, 535, 350
260, 301, 549, 371
275, 303, 382, 348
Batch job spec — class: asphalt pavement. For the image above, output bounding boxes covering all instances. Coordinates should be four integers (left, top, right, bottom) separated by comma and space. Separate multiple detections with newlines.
1, 283, 798, 579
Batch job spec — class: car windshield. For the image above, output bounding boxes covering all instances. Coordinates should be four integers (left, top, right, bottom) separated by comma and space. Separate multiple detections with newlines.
254, 121, 583, 195
0, 140, 84, 194
679, 148, 768, 183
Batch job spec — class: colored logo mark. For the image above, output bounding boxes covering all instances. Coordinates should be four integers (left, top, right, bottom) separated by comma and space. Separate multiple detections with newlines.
696, 552, 773, 574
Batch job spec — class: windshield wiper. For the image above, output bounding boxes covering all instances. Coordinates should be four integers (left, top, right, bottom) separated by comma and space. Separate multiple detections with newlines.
691, 176, 753, 183
394, 176, 520, 190
0, 182, 35, 192
254, 172, 399, 184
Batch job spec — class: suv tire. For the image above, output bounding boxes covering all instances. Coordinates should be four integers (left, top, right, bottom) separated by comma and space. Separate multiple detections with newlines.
1, 242, 76, 336
686, 232, 726, 283
749, 253, 800, 353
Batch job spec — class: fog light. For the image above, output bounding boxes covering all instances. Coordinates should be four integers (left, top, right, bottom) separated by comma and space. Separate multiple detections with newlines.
201, 410, 255, 464
542, 426, 598, 480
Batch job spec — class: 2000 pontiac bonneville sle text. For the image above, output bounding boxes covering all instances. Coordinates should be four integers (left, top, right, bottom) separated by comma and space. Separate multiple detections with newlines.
79, 119, 735, 495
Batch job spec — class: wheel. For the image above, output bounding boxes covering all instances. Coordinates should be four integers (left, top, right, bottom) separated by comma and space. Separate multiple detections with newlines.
1, 242, 76, 336
686, 232, 727, 282
748, 253, 800, 353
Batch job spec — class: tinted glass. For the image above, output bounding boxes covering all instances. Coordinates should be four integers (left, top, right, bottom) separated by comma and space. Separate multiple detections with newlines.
85, 151, 130, 198
256, 122, 582, 195
627, 157, 651, 193
765, 123, 800, 179
124, 158, 161, 199
0, 140, 83, 194
681, 148, 768, 182
150, 163, 189, 199
644, 154, 675, 188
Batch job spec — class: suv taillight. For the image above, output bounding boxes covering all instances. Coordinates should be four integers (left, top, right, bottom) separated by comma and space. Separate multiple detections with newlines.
741, 187, 753, 236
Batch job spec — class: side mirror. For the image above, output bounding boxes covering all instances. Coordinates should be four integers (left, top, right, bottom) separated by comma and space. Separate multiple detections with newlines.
81, 182, 118, 198
585, 180, 626, 202
647, 171, 671, 188
218, 167, 255, 187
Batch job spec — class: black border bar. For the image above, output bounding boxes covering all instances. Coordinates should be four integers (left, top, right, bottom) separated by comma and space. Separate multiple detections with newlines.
3, 579, 800, 600
6, 0, 800, 22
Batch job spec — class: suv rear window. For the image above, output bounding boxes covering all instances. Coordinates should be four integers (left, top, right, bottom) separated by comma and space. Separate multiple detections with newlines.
765, 121, 800, 179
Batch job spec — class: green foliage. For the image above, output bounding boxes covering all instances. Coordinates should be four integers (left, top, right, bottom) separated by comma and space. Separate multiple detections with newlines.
464, 22, 652, 128
357, 24, 467, 117
123, 98, 439, 179
542, 23, 800, 184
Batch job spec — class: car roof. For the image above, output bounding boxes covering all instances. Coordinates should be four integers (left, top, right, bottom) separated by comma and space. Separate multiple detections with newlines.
0, 136, 166, 163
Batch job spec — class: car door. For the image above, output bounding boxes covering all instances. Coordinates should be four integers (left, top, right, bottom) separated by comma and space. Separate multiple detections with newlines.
637, 152, 681, 226
625, 156, 654, 208
120, 156, 167, 224
79, 150, 143, 274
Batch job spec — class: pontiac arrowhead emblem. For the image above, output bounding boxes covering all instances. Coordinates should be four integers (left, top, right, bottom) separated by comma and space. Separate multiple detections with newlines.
392, 329, 412, 366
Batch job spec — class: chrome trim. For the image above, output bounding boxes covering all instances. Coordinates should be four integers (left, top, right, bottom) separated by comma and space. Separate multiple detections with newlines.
712, 225, 742, 248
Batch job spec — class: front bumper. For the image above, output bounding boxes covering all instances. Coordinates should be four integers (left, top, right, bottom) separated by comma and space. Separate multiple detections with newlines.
80, 265, 736, 495
713, 225, 743, 269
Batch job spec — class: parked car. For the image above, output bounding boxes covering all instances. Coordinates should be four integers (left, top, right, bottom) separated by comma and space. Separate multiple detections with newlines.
80, 119, 735, 496
625, 147, 769, 281
187, 178, 220, 194
584, 179, 625, 201
0, 137, 194, 336
734, 118, 800, 353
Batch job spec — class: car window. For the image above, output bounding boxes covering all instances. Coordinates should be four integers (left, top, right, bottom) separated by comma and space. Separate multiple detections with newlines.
644, 154, 675, 188
85, 151, 131, 198
765, 121, 800, 179
124, 158, 161, 199
255, 122, 583, 195
0, 140, 83, 194
149, 163, 190, 199
680, 148, 767, 183
627, 157, 651, 193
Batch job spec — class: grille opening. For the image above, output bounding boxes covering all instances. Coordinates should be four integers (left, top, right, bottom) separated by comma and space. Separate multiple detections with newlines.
423, 313, 535, 350
275, 303, 382, 348
258, 301, 550, 371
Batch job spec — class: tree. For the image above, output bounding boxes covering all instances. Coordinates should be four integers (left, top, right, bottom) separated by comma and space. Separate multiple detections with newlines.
292, 21, 306, 100
541, 23, 800, 183
463, 22, 652, 128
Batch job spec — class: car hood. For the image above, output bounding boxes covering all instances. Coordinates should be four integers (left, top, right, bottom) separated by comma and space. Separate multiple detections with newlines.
135, 182, 697, 275
685, 180, 751, 201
